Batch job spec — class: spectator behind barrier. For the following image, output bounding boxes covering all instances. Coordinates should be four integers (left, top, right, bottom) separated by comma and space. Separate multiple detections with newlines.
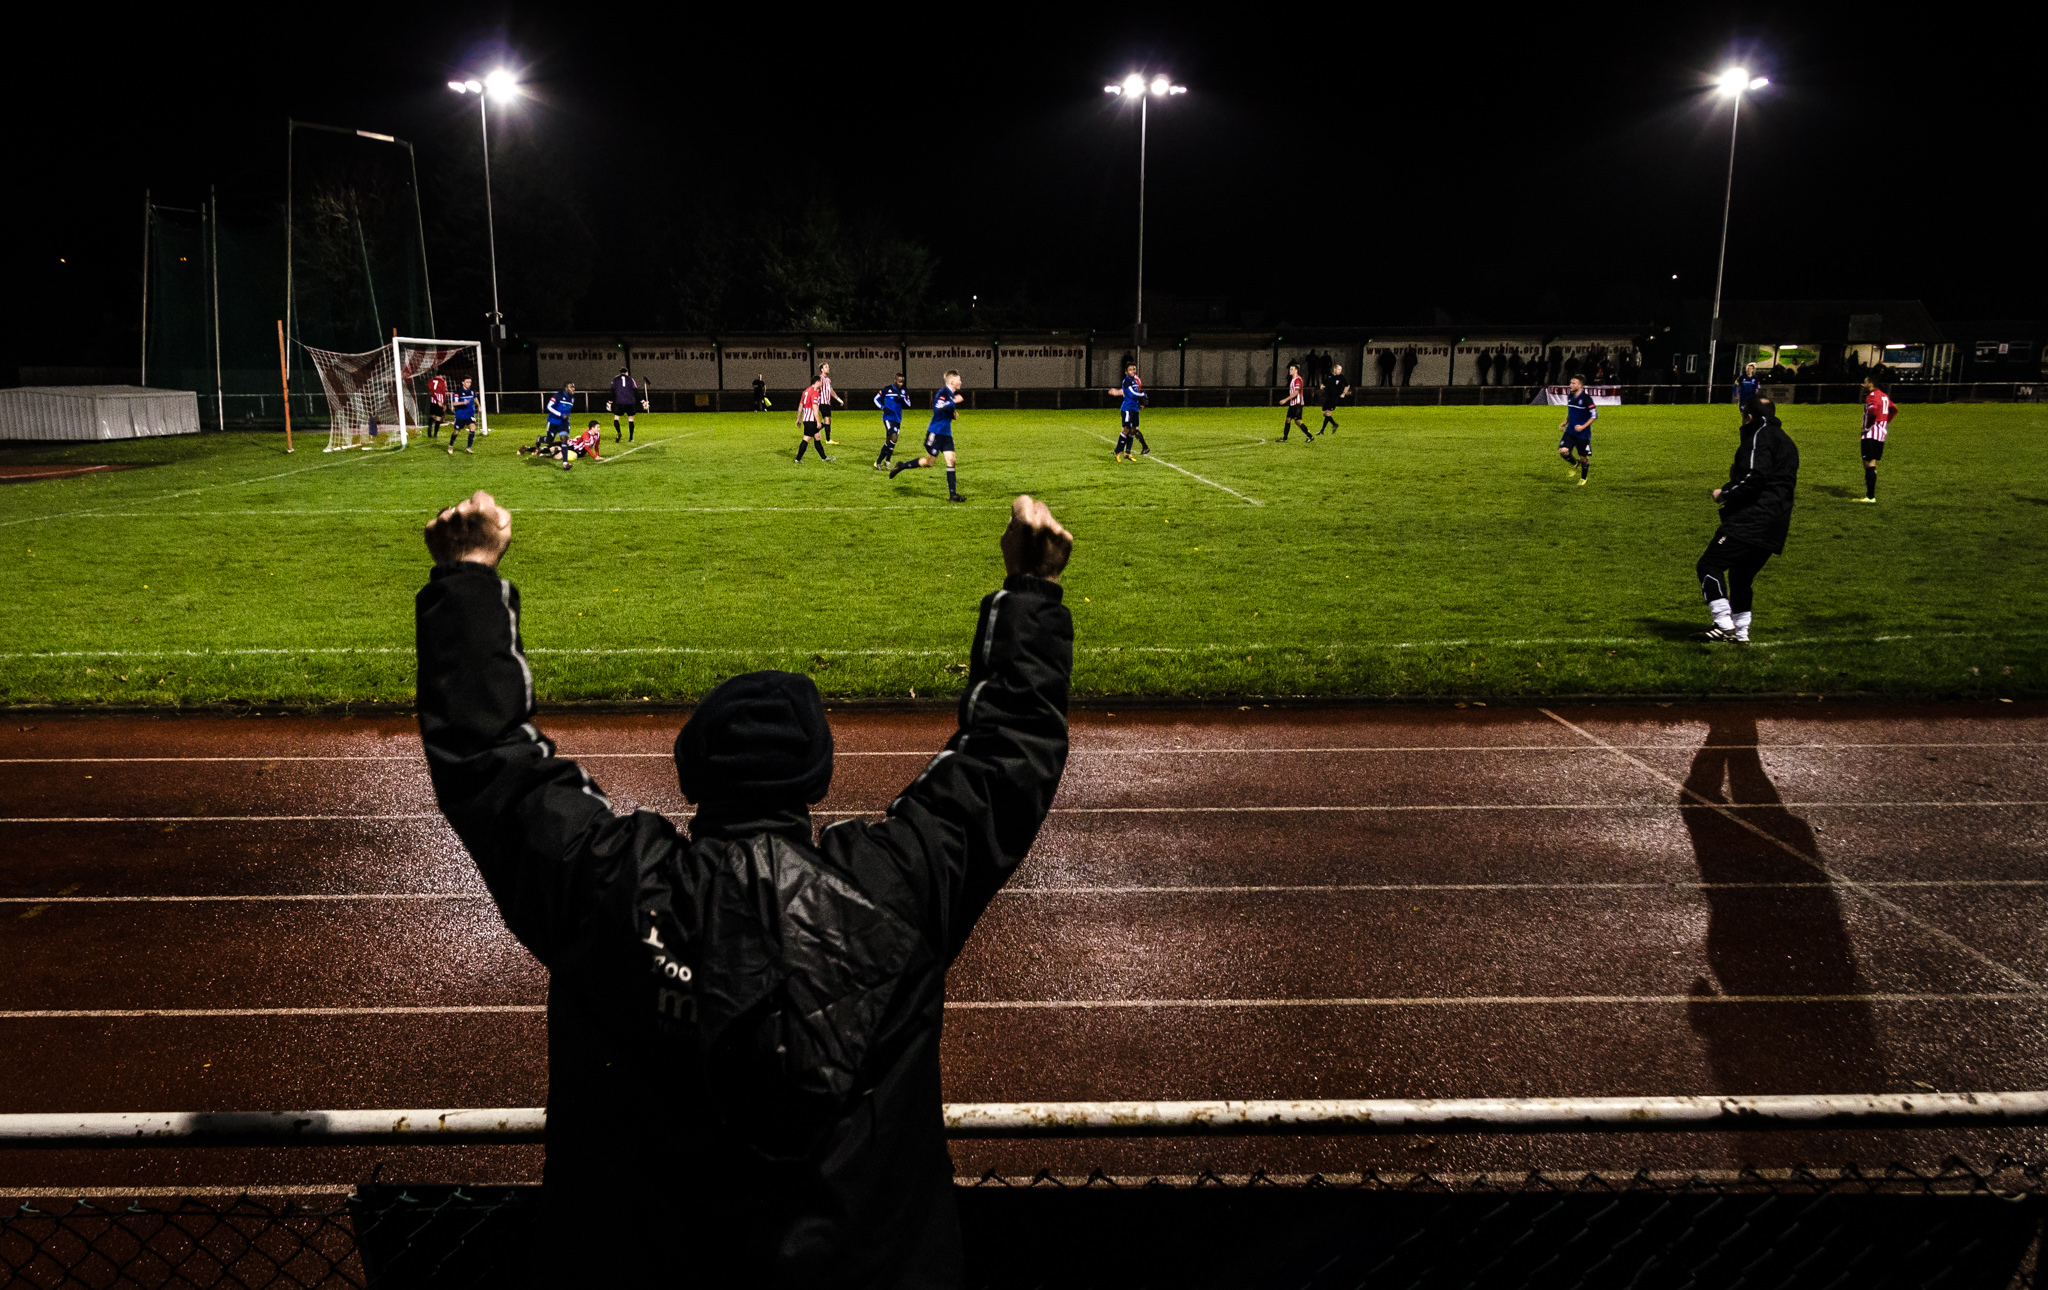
415, 490, 1076, 1286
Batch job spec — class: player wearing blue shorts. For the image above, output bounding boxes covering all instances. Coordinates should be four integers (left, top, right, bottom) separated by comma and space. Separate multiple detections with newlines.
1110, 361, 1149, 460
447, 378, 480, 455
1556, 375, 1595, 484
887, 370, 966, 503
545, 385, 577, 446
872, 373, 911, 470
1734, 362, 1761, 411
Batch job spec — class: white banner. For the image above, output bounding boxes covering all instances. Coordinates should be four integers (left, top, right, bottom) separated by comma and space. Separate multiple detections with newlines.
1453, 341, 1545, 386
628, 344, 718, 392
720, 343, 813, 390
814, 343, 905, 395
907, 342, 994, 389
1544, 385, 1622, 406
1361, 343, 1451, 387
535, 345, 627, 393
1000, 343, 1086, 389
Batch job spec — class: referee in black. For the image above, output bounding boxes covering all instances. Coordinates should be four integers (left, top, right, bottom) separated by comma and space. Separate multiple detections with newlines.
1695, 395, 1799, 644
1319, 362, 1351, 434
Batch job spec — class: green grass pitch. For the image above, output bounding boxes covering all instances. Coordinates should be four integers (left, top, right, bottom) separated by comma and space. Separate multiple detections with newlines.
1, 403, 2043, 707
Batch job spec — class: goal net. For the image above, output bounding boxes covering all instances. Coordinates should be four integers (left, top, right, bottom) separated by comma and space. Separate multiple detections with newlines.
304, 337, 486, 451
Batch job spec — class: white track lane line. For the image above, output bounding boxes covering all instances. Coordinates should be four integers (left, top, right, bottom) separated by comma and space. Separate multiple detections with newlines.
5, 802, 2044, 825
0, 451, 384, 531
0, 1006, 542, 1019
3, 742, 2036, 764
1069, 422, 1264, 506
6, 994, 2044, 1021
7, 878, 2046, 906
945, 992, 2048, 1010
1540, 706, 2046, 992
7, 802, 2046, 825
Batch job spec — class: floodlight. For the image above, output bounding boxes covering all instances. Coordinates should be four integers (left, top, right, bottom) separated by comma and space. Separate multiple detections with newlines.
1168, 85, 1187, 95
1150, 75, 1171, 96
1749, 76, 1769, 89
484, 70, 517, 100
1716, 68, 1750, 94
1104, 84, 1121, 94
1122, 72, 1146, 96
1885, 343, 1906, 350
464, 80, 482, 93
448, 81, 468, 93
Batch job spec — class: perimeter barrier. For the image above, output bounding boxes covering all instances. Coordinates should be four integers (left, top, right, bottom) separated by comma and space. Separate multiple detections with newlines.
139, 380, 2048, 431
4, 1096, 2045, 1288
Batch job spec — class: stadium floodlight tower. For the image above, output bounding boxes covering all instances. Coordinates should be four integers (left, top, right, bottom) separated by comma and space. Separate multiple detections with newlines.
1705, 67, 1769, 399
1104, 72, 1187, 372
447, 70, 519, 394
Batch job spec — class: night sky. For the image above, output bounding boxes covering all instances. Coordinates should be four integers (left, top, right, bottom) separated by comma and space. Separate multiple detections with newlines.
14, 7, 2045, 368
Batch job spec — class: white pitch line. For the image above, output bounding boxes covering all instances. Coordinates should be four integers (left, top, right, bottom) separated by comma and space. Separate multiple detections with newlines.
5, 802, 2042, 825
945, 992, 2048, 1010
0, 1005, 543, 1020
592, 428, 710, 463
8, 878, 2046, 906
8, 629, 2040, 663
1070, 422, 1264, 506
1540, 707, 2047, 993
3, 743, 2034, 765
0, 451, 383, 530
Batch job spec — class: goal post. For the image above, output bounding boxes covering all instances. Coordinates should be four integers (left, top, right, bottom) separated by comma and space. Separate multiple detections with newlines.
302, 337, 486, 451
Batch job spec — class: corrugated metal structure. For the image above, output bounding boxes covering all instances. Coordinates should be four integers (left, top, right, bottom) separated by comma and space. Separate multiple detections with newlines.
0, 387, 200, 441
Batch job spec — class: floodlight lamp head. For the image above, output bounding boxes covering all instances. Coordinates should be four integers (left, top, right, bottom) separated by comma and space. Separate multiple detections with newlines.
1149, 75, 1171, 96
448, 81, 468, 93
1104, 85, 1121, 94
1168, 84, 1187, 95
1748, 76, 1769, 89
1122, 73, 1146, 96
1716, 68, 1750, 95
484, 70, 517, 101
463, 79, 482, 93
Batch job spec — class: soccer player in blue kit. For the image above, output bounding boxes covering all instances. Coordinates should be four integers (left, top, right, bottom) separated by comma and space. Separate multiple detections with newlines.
1111, 361, 1149, 460
1734, 362, 1762, 410
872, 373, 911, 470
888, 370, 967, 502
1556, 375, 1596, 484
446, 377, 480, 455
545, 384, 577, 446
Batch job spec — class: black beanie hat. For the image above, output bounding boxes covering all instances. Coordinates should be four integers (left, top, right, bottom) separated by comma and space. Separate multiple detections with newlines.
674, 670, 834, 806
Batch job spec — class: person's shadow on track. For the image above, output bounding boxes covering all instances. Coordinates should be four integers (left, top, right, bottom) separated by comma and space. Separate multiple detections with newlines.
1681, 713, 1884, 1093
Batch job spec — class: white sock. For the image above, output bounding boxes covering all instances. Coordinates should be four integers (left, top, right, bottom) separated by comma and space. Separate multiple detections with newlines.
1733, 611, 1752, 640
1707, 598, 1734, 630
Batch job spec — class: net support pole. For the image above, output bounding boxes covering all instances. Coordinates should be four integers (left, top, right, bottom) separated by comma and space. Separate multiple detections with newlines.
139, 190, 150, 387
393, 331, 406, 447
473, 340, 490, 434
276, 320, 294, 453
6, 1092, 2048, 1147
210, 186, 224, 432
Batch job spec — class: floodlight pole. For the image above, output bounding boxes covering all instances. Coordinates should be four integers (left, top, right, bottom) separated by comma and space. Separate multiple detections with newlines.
1134, 91, 1148, 368
1706, 92, 1742, 401
210, 186, 224, 431
477, 95, 504, 395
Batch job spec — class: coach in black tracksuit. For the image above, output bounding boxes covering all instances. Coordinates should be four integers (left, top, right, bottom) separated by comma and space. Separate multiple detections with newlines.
414, 490, 1074, 1288
1696, 396, 1798, 643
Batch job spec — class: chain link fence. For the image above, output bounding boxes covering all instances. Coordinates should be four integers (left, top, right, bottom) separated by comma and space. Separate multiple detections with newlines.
5, 1158, 2042, 1288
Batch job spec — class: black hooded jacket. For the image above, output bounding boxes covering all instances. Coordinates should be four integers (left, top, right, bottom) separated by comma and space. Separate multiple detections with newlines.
415, 564, 1072, 1287
1714, 414, 1799, 553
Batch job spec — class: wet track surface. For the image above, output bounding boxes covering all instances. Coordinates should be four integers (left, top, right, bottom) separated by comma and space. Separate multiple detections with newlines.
1, 702, 2044, 1193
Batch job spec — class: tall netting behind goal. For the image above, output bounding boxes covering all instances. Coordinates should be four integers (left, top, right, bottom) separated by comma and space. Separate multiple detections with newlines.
305, 339, 483, 451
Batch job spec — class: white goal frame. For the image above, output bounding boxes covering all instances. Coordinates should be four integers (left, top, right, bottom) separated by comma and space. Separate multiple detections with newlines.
393, 336, 490, 443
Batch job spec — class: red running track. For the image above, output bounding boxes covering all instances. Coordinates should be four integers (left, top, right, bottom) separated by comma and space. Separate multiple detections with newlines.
0, 702, 2044, 1195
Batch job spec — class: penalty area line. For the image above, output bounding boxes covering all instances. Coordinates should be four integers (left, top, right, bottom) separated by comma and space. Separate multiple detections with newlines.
1069, 422, 1263, 506
0, 451, 385, 531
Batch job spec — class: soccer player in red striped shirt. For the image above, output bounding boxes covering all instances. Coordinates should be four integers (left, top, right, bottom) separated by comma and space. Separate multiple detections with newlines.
1858, 376, 1895, 503
1278, 363, 1313, 443
817, 362, 845, 445
426, 373, 449, 440
794, 379, 833, 462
